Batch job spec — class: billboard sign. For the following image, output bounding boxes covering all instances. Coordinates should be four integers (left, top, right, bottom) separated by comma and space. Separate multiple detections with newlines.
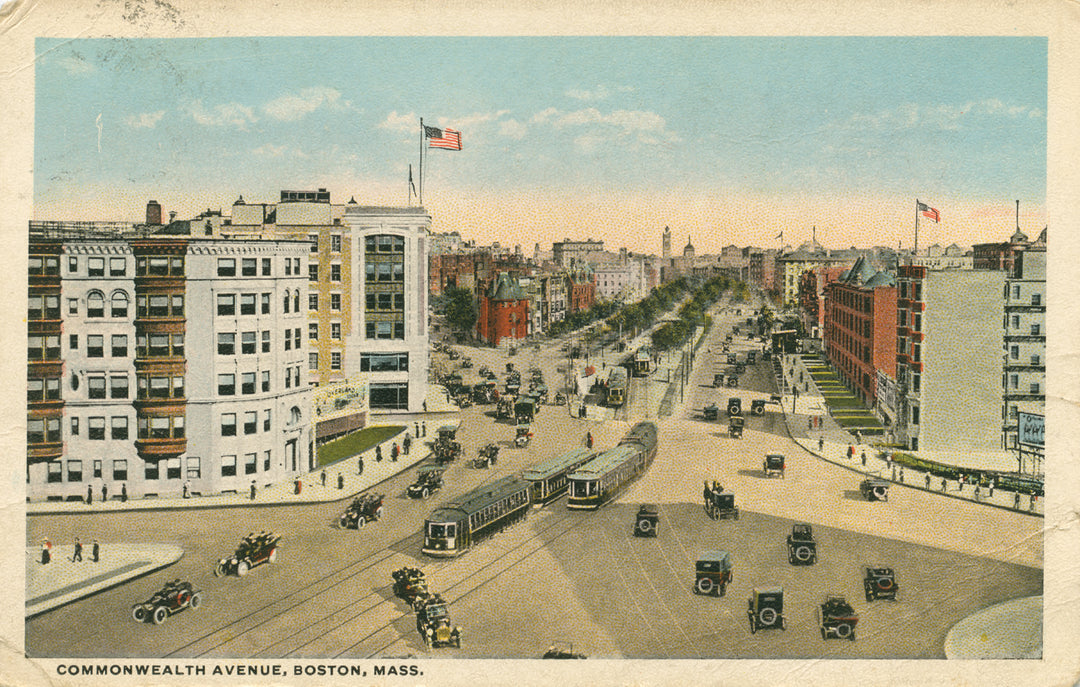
1018, 411, 1045, 447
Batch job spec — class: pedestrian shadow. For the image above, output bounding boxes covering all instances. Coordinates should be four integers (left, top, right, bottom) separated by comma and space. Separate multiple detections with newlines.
842, 490, 868, 501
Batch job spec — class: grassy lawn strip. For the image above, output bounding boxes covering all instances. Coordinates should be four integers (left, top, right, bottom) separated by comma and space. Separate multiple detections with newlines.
824, 398, 867, 408
832, 416, 883, 428
318, 425, 404, 467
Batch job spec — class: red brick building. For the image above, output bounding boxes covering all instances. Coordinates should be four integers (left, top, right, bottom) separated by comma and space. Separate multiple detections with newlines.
823, 258, 897, 404
428, 252, 492, 296
476, 273, 529, 347
798, 265, 847, 337
567, 268, 596, 313
972, 228, 1035, 271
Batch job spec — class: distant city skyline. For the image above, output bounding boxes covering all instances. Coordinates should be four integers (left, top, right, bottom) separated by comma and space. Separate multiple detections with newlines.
34, 37, 1046, 254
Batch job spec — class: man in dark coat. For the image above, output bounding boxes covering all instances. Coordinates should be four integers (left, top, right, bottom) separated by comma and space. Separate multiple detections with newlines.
72, 537, 83, 562
86, 485, 93, 505
121, 483, 128, 502
92, 539, 100, 563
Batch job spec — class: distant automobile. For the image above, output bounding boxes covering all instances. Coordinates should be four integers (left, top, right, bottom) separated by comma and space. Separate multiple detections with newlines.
415, 596, 462, 648
695, 550, 733, 596
132, 580, 202, 625
339, 493, 384, 529
863, 567, 899, 602
407, 466, 444, 499
860, 478, 890, 502
635, 504, 659, 537
747, 586, 786, 633
542, 642, 586, 659
215, 533, 280, 577
787, 523, 817, 565
818, 595, 859, 640
763, 454, 786, 479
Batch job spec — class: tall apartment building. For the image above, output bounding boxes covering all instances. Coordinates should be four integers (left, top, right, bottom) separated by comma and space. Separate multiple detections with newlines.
1002, 243, 1046, 452
27, 225, 312, 501
823, 259, 897, 405
893, 265, 1006, 452
552, 239, 604, 267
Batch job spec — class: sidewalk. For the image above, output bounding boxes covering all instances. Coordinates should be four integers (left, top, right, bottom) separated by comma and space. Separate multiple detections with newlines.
774, 355, 1043, 517
26, 543, 184, 617
944, 595, 1042, 658
27, 416, 459, 516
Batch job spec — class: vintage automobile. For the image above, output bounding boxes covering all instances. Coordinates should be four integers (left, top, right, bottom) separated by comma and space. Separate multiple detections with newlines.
746, 350, 757, 364
454, 392, 473, 408
542, 642, 586, 659
215, 532, 280, 577
339, 493, 385, 529
704, 482, 739, 520
459, 357, 473, 369
553, 391, 568, 406
634, 504, 660, 537
747, 586, 786, 633
447, 349, 461, 360
864, 567, 899, 602
787, 523, 818, 565
695, 550, 733, 596
727, 352, 737, 364
532, 383, 549, 404
763, 454, 786, 478
728, 374, 739, 388
478, 365, 492, 378
860, 478, 890, 502
505, 380, 522, 396
728, 415, 745, 439
434, 427, 462, 464
496, 397, 516, 420
392, 566, 429, 605
750, 399, 767, 416
131, 579, 203, 625
473, 443, 500, 468
727, 397, 743, 417
407, 466, 445, 499
472, 383, 493, 405
819, 595, 859, 640
515, 397, 537, 423
415, 596, 462, 648
703, 403, 720, 421
513, 424, 534, 448
713, 373, 725, 388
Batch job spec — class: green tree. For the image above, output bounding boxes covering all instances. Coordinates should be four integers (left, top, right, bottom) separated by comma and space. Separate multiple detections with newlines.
445, 287, 478, 336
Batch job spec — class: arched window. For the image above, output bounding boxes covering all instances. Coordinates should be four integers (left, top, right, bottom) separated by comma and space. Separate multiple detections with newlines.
293, 289, 300, 312
289, 406, 302, 424
87, 291, 105, 318
283, 291, 290, 314
110, 291, 129, 318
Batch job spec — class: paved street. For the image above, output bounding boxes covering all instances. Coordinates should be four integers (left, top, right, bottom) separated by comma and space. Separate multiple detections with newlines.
26, 301, 1042, 658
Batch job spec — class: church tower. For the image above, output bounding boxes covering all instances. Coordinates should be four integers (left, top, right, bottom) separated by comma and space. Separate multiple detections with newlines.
662, 226, 671, 259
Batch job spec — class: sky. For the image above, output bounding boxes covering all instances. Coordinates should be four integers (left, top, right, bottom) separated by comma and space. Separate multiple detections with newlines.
33, 37, 1047, 254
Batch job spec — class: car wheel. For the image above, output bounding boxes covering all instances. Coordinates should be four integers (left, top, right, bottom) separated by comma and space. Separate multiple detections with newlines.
637, 519, 652, 534
214, 562, 226, 577
795, 546, 812, 562
421, 488, 429, 499
759, 608, 777, 626
339, 516, 349, 529
375, 506, 384, 520
734, 509, 740, 520
152, 606, 168, 625
835, 623, 852, 639
237, 560, 250, 576
696, 577, 714, 595
268, 548, 278, 563
176, 590, 190, 606
132, 606, 146, 622
780, 617, 787, 631
718, 584, 726, 597
189, 592, 202, 610
356, 516, 365, 528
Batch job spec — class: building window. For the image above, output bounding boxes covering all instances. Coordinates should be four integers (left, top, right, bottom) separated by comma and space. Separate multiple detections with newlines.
262, 257, 272, 275
294, 327, 301, 349
331, 293, 341, 311
69, 298, 78, 315
263, 409, 271, 432
262, 330, 271, 352
261, 370, 270, 392
68, 256, 78, 273
309, 264, 319, 281
187, 457, 201, 479
244, 411, 258, 434
88, 257, 105, 277
360, 353, 409, 372
285, 368, 291, 389
1010, 345, 1020, 360
284, 331, 292, 351
221, 455, 237, 477
217, 294, 236, 316
67, 461, 83, 482
111, 334, 128, 357
294, 290, 300, 312
331, 352, 342, 370
309, 293, 319, 310
331, 264, 341, 282
241, 372, 256, 395
218, 258, 236, 277
1010, 374, 1019, 389
70, 417, 79, 436
47, 462, 62, 483
242, 331, 256, 354
284, 258, 292, 276
242, 258, 257, 276
331, 322, 341, 339
309, 352, 319, 370
109, 257, 126, 276
294, 366, 300, 387
111, 460, 127, 481
87, 292, 105, 318
331, 234, 342, 252
87, 335, 104, 358
111, 416, 128, 440
165, 457, 181, 480
221, 413, 237, 436
1032, 293, 1042, 306
1031, 323, 1041, 336
88, 376, 107, 399
239, 293, 255, 315
110, 375, 129, 399
261, 293, 271, 314
88, 416, 106, 440
309, 234, 318, 251
93, 459, 102, 478
29, 255, 60, 276
218, 333, 236, 355
264, 450, 271, 471
309, 323, 319, 340
1031, 353, 1041, 366
245, 453, 258, 475
218, 374, 235, 396
283, 291, 291, 314
370, 382, 409, 410
1030, 382, 1041, 394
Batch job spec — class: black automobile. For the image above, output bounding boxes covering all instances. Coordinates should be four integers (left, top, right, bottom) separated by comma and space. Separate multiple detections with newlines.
750, 399, 767, 416
787, 523, 817, 565
542, 642, 585, 659
339, 493, 384, 528
727, 397, 742, 417
215, 533, 280, 577
407, 466, 445, 499
473, 443, 500, 468
864, 567, 899, 601
415, 597, 462, 648
635, 504, 659, 537
713, 373, 725, 388
747, 586, 786, 633
392, 566, 429, 605
695, 550, 733, 596
860, 478, 890, 502
703, 403, 719, 421
704, 484, 739, 520
728, 415, 745, 439
763, 454, 786, 478
818, 595, 859, 640
131, 580, 203, 625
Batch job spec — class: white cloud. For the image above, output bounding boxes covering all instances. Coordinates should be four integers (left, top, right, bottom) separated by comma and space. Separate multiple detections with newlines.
378, 110, 418, 132
185, 100, 257, 129
843, 99, 1045, 133
531, 108, 559, 124
499, 119, 527, 139
127, 111, 166, 129
263, 87, 345, 121
252, 144, 287, 157
565, 84, 634, 101
534, 106, 681, 146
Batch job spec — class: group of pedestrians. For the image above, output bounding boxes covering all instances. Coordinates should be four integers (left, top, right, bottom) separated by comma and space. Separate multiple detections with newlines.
39, 536, 100, 564
83, 482, 129, 505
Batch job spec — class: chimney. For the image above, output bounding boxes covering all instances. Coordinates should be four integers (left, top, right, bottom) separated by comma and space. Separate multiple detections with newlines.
169, 211, 177, 223
146, 200, 162, 225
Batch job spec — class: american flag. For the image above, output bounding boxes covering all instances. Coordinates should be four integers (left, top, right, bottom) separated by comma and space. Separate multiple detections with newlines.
425, 126, 462, 150
917, 201, 940, 223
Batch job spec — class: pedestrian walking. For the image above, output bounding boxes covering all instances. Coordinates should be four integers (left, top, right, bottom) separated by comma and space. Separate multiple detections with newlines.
989, 481, 995, 498
860, 450, 867, 466
72, 537, 83, 562
414, 421, 420, 437
423, 401, 427, 412
422, 421, 427, 437
899, 466, 904, 483
586, 432, 593, 449
1014, 492, 1021, 509
92, 539, 100, 563
855, 430, 862, 444
941, 478, 948, 492
121, 483, 128, 502
40, 538, 52, 565
321, 470, 327, 487
974, 485, 981, 502
958, 473, 965, 492
101, 483, 108, 502
376, 445, 383, 462
337, 473, 344, 490
86, 485, 93, 505
925, 473, 931, 489
295, 476, 303, 494
1030, 494, 1037, 512
404, 434, 412, 455
183, 480, 190, 499
847, 445, 854, 460
358, 456, 364, 476
391, 443, 399, 461
891, 465, 896, 481
250, 480, 257, 500
818, 436, 824, 452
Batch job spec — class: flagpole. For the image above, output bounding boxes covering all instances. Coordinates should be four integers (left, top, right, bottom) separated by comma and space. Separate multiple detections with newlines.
419, 118, 424, 207
914, 199, 920, 256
